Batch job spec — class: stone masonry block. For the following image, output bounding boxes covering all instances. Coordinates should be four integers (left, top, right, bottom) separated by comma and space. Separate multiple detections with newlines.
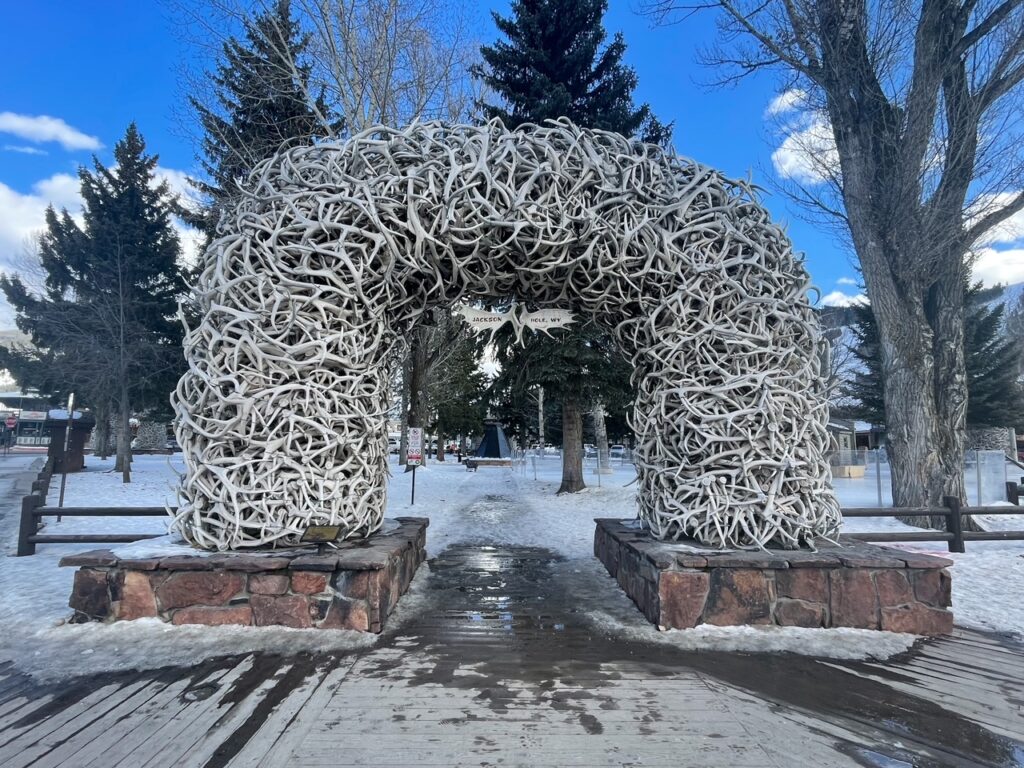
156, 571, 245, 611
830, 569, 879, 629
118, 571, 158, 620
251, 594, 314, 628
249, 573, 290, 595
69, 568, 111, 620
291, 571, 329, 595
658, 570, 709, 629
704, 569, 773, 626
881, 604, 953, 635
172, 606, 253, 626
874, 570, 914, 608
775, 598, 825, 628
776, 569, 829, 603
913, 569, 953, 608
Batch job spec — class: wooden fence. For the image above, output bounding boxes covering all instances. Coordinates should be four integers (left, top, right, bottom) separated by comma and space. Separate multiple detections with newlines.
842, 495, 1024, 552
15, 463, 1024, 556
15, 457, 166, 556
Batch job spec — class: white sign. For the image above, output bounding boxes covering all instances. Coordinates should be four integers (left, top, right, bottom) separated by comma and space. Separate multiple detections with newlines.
407, 427, 423, 467
521, 308, 574, 331
454, 304, 574, 344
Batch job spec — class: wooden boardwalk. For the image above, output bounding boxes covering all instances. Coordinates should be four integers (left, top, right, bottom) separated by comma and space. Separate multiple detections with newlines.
1, 546, 1023, 767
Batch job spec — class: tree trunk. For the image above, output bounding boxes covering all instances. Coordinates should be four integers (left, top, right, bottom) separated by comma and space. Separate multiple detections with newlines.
557, 396, 585, 494
929, 263, 979, 531
837, 142, 961, 530
592, 402, 612, 473
436, 428, 445, 462
93, 407, 111, 460
118, 390, 132, 484
399, 356, 409, 466
405, 331, 429, 473
537, 386, 544, 448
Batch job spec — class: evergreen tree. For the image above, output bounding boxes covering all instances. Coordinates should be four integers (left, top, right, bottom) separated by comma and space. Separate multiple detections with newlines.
847, 285, 1024, 430
190, 0, 334, 234
845, 303, 885, 424
472, 0, 670, 492
0, 125, 186, 481
473, 0, 670, 144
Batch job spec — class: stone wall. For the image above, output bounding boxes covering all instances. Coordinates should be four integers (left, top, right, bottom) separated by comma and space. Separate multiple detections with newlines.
61, 518, 427, 632
595, 519, 953, 635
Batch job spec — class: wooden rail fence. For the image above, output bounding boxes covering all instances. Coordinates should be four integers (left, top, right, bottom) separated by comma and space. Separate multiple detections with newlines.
842, 496, 1024, 553
15, 457, 167, 556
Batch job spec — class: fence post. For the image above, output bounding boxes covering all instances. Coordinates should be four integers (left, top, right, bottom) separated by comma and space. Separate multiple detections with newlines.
17, 494, 41, 556
943, 495, 965, 554
1007, 481, 1020, 505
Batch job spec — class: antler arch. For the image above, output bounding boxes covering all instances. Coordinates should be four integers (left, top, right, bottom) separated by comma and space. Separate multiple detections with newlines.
171, 119, 841, 551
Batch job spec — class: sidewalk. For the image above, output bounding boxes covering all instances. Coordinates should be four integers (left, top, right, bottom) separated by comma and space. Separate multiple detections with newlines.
0, 539, 1022, 766
1, 459, 1022, 766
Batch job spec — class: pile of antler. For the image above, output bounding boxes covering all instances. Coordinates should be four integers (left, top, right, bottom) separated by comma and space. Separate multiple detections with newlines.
171, 118, 841, 550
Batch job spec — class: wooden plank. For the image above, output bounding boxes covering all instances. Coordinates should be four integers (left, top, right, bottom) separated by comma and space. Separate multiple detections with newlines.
962, 531, 1024, 541
841, 532, 954, 542
12, 678, 178, 768
961, 506, 1024, 515
35, 507, 171, 517
150, 663, 294, 768
0, 680, 150, 766
231, 659, 359, 768
841, 508, 941, 517
29, 534, 162, 544
111, 656, 258, 768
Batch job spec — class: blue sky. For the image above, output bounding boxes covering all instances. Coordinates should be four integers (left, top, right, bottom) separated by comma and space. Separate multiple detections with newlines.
3, 0, 997, 316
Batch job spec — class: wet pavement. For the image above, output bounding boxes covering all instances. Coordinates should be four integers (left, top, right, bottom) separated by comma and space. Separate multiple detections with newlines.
2, 492, 1024, 766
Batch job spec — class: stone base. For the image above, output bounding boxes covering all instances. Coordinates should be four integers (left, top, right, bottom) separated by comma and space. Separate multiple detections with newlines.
595, 519, 953, 635
60, 517, 428, 632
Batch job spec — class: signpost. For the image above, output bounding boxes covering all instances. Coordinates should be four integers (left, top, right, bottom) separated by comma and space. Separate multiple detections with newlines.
454, 304, 574, 345
407, 427, 423, 505
57, 393, 75, 519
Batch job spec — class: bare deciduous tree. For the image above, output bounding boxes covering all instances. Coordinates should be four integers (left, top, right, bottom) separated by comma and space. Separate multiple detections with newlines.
645, 0, 1024, 517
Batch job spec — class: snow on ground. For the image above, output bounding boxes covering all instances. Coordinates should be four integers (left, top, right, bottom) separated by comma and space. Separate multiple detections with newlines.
2, 452, 1022, 679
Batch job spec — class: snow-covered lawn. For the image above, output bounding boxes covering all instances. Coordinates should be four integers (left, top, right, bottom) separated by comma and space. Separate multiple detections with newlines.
3, 453, 1023, 679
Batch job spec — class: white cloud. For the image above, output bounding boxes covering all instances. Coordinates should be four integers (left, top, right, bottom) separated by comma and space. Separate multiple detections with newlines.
836, 276, 858, 286
0, 168, 201, 281
820, 290, 868, 307
3, 145, 47, 156
0, 174, 83, 265
764, 89, 807, 118
155, 166, 204, 212
0, 112, 101, 151
972, 247, 1024, 287
771, 113, 840, 185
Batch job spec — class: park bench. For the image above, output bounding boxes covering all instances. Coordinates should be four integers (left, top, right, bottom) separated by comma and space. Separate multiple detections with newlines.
464, 459, 479, 472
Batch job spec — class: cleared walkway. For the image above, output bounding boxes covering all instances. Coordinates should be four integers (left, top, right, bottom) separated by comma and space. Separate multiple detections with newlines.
1, 536, 1023, 767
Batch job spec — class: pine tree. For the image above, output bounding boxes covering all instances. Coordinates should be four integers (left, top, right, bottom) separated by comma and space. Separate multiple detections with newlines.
0, 124, 186, 481
471, 0, 670, 492
847, 285, 1024, 430
845, 303, 885, 425
473, 0, 670, 144
190, 0, 334, 233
